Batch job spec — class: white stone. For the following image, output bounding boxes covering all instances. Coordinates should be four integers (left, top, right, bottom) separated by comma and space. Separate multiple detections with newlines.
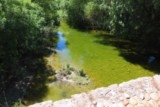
123, 99, 129, 106
129, 98, 137, 105
133, 96, 142, 104
92, 100, 97, 105
96, 99, 110, 107
158, 100, 160, 106
54, 99, 72, 107
139, 93, 144, 100
126, 104, 134, 107
71, 93, 92, 107
111, 103, 124, 107
145, 93, 151, 101
149, 100, 159, 107
29, 75, 160, 107
158, 91, 160, 96
150, 93, 159, 101
124, 93, 130, 99
137, 103, 145, 107
119, 96, 124, 101
153, 75, 160, 90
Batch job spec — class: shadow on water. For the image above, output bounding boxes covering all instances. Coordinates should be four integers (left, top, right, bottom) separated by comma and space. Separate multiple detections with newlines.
22, 57, 55, 105
94, 32, 160, 74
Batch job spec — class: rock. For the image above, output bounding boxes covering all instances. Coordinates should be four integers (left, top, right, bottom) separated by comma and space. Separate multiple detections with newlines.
153, 75, 160, 90
123, 99, 129, 106
71, 93, 92, 107
158, 91, 160, 96
126, 104, 134, 107
145, 87, 155, 93
29, 75, 160, 107
110, 103, 124, 107
150, 93, 159, 101
117, 87, 124, 93
137, 103, 144, 107
133, 96, 142, 104
145, 102, 151, 107
148, 100, 159, 107
91, 100, 97, 107
124, 93, 130, 99
96, 99, 110, 107
144, 93, 151, 101
139, 93, 144, 100
129, 98, 138, 105
54, 99, 72, 107
157, 100, 160, 106
119, 96, 124, 101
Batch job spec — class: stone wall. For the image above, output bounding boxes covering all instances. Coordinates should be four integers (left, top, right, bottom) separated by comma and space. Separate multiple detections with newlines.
29, 75, 160, 107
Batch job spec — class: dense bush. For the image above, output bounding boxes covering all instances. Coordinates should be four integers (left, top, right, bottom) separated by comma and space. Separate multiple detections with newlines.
33, 0, 60, 27
66, 0, 89, 29
0, 0, 43, 83
0, 0, 58, 106
66, 0, 110, 30
109, 0, 160, 54
84, 0, 110, 30
66, 0, 160, 54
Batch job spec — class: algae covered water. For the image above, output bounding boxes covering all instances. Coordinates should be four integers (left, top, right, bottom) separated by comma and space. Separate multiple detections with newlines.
45, 22, 154, 101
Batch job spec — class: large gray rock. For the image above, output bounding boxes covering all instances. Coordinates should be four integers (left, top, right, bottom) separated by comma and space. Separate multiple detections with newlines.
29, 75, 160, 107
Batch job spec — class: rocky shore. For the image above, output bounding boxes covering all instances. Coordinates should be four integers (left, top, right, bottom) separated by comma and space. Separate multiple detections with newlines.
29, 75, 160, 107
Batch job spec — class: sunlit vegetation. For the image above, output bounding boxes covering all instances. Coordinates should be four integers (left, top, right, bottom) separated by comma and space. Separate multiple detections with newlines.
1, 0, 160, 106
66, 0, 160, 55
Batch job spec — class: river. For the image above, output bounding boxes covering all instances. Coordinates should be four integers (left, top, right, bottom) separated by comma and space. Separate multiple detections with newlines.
45, 22, 154, 101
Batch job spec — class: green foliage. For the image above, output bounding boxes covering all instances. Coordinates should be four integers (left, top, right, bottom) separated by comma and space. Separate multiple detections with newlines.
84, 0, 110, 30
65, 0, 110, 30
13, 101, 21, 107
48, 75, 57, 82
79, 69, 86, 77
109, 0, 160, 54
66, 0, 89, 29
64, 0, 160, 54
0, 0, 58, 106
34, 0, 60, 27
0, 0, 42, 81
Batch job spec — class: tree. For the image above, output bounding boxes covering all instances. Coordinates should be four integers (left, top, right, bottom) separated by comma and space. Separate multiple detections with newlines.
66, 0, 89, 29
0, 0, 57, 106
33, 0, 60, 27
109, 0, 160, 54
84, 0, 110, 30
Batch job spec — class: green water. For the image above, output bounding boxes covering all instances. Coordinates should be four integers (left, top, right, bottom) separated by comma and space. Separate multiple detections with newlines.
44, 22, 154, 101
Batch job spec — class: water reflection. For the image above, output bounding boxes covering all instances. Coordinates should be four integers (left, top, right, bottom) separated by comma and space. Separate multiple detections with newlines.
56, 31, 72, 64
56, 31, 66, 50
